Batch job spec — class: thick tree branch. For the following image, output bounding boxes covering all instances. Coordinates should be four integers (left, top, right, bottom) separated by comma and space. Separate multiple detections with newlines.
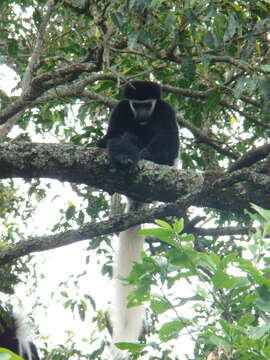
0, 142, 269, 214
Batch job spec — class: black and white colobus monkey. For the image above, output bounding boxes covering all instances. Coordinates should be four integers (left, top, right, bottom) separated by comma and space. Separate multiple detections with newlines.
98, 81, 179, 169
97, 81, 179, 353
0, 309, 40, 360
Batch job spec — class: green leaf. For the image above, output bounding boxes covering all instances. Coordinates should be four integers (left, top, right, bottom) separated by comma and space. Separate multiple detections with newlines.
78, 301, 86, 321
155, 219, 173, 230
260, 64, 270, 72
7, 39, 18, 57
203, 31, 215, 48
212, 269, 237, 289
220, 253, 237, 268
85, 294, 96, 310
66, 205, 76, 220
139, 228, 172, 242
150, 296, 171, 314
209, 335, 231, 352
225, 12, 237, 40
114, 342, 145, 354
238, 313, 255, 327
0, 348, 23, 360
173, 218, 184, 233
179, 233, 195, 242
128, 31, 139, 48
159, 319, 188, 342
60, 290, 68, 298
248, 324, 270, 340
125, 0, 136, 9
237, 259, 270, 288
255, 286, 270, 312
33, 8, 42, 26
180, 56, 196, 83
204, 90, 221, 113
251, 203, 270, 222
214, 14, 227, 41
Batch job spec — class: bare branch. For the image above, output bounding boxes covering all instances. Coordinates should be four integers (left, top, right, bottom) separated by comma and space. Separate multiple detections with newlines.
192, 226, 253, 237
228, 143, 270, 173
177, 114, 239, 160
0, 202, 186, 265
22, 0, 59, 92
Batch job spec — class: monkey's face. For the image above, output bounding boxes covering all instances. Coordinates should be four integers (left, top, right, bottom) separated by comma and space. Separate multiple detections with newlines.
129, 99, 156, 125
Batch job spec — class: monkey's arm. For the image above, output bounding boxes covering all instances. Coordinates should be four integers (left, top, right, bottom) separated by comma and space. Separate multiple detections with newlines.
97, 101, 131, 148
107, 133, 140, 170
140, 132, 179, 166
142, 107, 179, 166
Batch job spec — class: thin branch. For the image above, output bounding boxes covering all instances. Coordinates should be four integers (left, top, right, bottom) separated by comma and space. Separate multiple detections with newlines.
22, 0, 59, 93
192, 226, 253, 237
31, 74, 117, 107
220, 100, 270, 130
176, 114, 239, 160
228, 143, 270, 173
0, 0, 59, 139
164, 84, 270, 130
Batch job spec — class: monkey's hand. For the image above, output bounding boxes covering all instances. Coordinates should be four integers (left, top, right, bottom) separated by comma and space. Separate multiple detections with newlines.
140, 148, 153, 162
107, 134, 140, 170
111, 153, 137, 170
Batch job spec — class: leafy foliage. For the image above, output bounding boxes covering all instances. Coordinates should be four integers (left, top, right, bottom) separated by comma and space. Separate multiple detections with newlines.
0, 0, 270, 359
128, 215, 270, 359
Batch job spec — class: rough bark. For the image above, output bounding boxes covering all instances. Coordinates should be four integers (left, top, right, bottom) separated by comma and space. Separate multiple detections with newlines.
0, 142, 269, 212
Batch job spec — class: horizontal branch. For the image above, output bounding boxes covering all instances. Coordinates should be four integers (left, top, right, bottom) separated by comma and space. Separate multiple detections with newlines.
0, 202, 185, 265
0, 142, 269, 213
0, 142, 203, 204
192, 226, 253, 237
0, 201, 254, 266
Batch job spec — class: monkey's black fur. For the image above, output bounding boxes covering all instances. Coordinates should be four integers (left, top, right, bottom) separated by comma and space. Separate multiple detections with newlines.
97, 81, 179, 352
124, 81, 161, 100
107, 133, 140, 170
97, 81, 179, 170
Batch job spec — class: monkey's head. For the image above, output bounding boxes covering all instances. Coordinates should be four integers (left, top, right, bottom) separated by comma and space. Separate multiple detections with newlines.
124, 81, 161, 125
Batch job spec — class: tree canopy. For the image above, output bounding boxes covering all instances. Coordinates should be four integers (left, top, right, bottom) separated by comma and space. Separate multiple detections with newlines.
1, 0, 270, 359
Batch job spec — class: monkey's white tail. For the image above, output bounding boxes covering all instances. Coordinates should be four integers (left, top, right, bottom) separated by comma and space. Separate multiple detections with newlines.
111, 202, 145, 358
15, 313, 34, 360
113, 225, 144, 342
